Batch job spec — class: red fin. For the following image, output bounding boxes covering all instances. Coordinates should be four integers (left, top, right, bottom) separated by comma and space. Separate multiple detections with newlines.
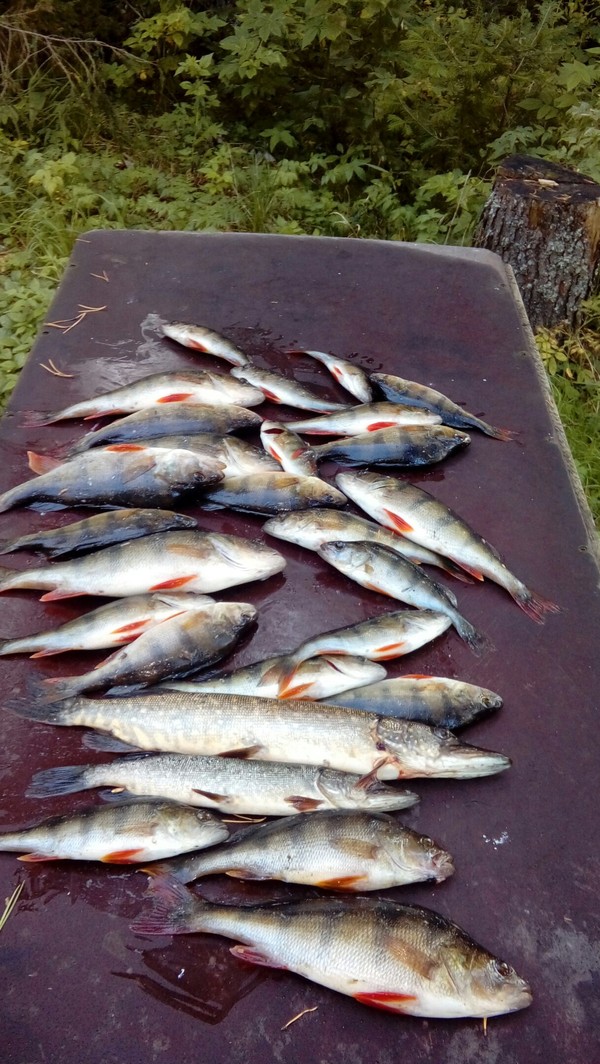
374, 641, 405, 659
449, 560, 485, 581
279, 681, 314, 700
367, 421, 396, 431
192, 789, 229, 803
363, 581, 390, 596
512, 586, 560, 623
263, 389, 283, 403
314, 875, 365, 890
285, 795, 323, 812
29, 648, 68, 659
219, 745, 263, 759
383, 508, 413, 533
263, 427, 283, 436
354, 991, 417, 1013
402, 673, 433, 680
40, 589, 83, 601
157, 393, 194, 403
105, 444, 146, 452
18, 852, 61, 863
101, 848, 145, 864
331, 366, 343, 382
230, 944, 288, 970
27, 451, 62, 475
112, 619, 152, 635
149, 576, 194, 590
290, 447, 307, 459
187, 340, 209, 352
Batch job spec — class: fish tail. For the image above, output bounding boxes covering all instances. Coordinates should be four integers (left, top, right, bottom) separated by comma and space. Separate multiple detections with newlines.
26, 764, 89, 798
511, 585, 560, 624
131, 873, 203, 935
483, 424, 517, 442
4, 692, 78, 725
453, 615, 493, 656
41, 676, 87, 704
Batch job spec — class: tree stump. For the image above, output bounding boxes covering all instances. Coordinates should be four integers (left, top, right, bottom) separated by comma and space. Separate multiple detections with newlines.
473, 154, 600, 330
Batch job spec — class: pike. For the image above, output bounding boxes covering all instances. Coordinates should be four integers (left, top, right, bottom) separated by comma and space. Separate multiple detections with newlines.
286, 403, 442, 436
259, 421, 318, 476
0, 508, 198, 559
151, 811, 454, 890
39, 602, 257, 700
0, 591, 215, 658
0, 801, 228, 864
311, 425, 470, 468
337, 472, 559, 622
132, 880, 532, 1018
324, 676, 503, 730
0, 530, 286, 599
67, 404, 262, 455
287, 349, 373, 403
263, 509, 475, 582
9, 691, 511, 780
371, 372, 515, 441
230, 364, 349, 412
25, 370, 263, 424
28, 755, 420, 817
317, 541, 489, 654
160, 322, 249, 366
201, 472, 347, 515
163, 653, 386, 701
0, 447, 224, 513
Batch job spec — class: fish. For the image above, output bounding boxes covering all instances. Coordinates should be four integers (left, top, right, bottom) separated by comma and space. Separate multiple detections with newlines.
26, 371, 264, 424
286, 403, 442, 436
201, 472, 347, 515
336, 472, 559, 622
132, 880, 532, 1018
259, 421, 318, 476
287, 350, 373, 403
324, 676, 503, 730
263, 610, 452, 696
119, 434, 279, 476
11, 692, 511, 779
371, 373, 515, 441
151, 811, 454, 890
0, 508, 198, 559
67, 404, 262, 455
28, 756, 420, 817
317, 541, 488, 654
160, 322, 249, 366
39, 602, 257, 700
0, 592, 215, 658
0, 447, 224, 513
262, 509, 475, 582
163, 653, 386, 701
0, 529, 286, 599
311, 425, 470, 468
0, 801, 228, 864
230, 364, 349, 412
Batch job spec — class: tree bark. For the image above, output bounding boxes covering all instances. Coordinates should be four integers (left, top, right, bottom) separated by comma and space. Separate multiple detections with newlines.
473, 154, 600, 330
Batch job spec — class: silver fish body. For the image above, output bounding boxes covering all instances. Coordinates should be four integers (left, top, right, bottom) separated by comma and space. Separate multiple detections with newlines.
287, 403, 442, 436
132, 882, 532, 1019
29, 370, 263, 423
0, 530, 286, 599
259, 421, 318, 475
68, 404, 262, 455
288, 350, 373, 403
202, 472, 347, 515
40, 602, 257, 699
0, 508, 198, 559
325, 676, 503, 729
0, 800, 228, 863
317, 541, 488, 654
371, 373, 514, 441
28, 755, 420, 817
127, 434, 279, 476
163, 653, 386, 700
155, 811, 454, 890
0, 447, 224, 513
14, 692, 511, 779
0, 591, 215, 658
263, 509, 474, 581
336, 472, 559, 622
312, 426, 470, 468
230, 364, 349, 412
160, 322, 249, 366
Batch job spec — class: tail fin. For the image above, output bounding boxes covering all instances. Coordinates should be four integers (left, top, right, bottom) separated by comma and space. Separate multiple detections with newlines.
40, 675, 88, 704
26, 764, 89, 798
131, 873, 203, 935
3, 693, 78, 726
452, 613, 493, 656
512, 585, 560, 624
484, 424, 518, 442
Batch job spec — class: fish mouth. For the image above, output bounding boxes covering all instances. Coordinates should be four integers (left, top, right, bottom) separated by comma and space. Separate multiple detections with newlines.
430, 851, 455, 882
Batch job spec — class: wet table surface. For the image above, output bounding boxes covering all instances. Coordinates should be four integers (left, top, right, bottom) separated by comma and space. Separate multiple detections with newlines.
0, 231, 598, 1064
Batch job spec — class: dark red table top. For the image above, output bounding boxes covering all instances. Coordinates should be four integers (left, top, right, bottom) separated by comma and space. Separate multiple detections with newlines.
1, 231, 598, 1063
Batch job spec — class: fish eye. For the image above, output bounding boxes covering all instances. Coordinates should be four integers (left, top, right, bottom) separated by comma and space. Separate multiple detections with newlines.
493, 960, 513, 979
433, 727, 452, 739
